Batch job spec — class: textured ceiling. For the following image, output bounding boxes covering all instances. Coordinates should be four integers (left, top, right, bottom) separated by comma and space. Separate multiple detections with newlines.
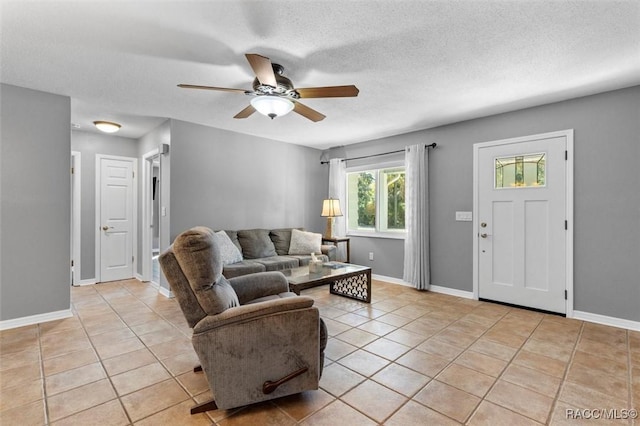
2, 0, 639, 149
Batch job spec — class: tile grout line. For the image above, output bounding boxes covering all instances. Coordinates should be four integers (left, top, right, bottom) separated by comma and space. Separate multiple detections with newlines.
627, 329, 633, 426
37, 322, 50, 426
327, 297, 511, 425
546, 319, 585, 425
103, 281, 211, 425
66, 282, 191, 425
455, 307, 533, 424
71, 285, 136, 426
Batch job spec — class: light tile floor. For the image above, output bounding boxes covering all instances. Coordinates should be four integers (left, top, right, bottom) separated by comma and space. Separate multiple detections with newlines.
1, 279, 638, 425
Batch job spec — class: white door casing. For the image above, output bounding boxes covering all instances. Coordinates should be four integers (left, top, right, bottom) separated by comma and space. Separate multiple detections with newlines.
142, 148, 159, 283
96, 155, 137, 283
71, 151, 81, 285
473, 130, 573, 314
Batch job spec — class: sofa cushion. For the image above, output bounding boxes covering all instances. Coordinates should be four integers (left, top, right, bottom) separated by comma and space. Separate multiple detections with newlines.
238, 229, 277, 259
214, 231, 243, 265
173, 226, 240, 315
290, 254, 329, 266
222, 260, 266, 279
255, 256, 300, 271
270, 228, 303, 255
288, 229, 322, 255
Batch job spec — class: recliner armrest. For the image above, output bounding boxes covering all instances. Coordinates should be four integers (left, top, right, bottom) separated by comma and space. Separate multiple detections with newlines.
228, 271, 289, 305
193, 296, 315, 333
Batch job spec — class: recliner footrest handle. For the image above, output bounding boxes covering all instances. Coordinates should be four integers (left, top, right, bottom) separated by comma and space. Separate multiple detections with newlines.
262, 367, 308, 394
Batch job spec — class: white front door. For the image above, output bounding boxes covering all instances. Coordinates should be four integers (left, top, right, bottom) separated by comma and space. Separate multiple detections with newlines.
474, 131, 572, 314
98, 156, 135, 282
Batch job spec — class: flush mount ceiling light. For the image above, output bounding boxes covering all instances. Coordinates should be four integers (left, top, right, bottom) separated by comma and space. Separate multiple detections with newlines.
250, 95, 294, 120
93, 120, 121, 133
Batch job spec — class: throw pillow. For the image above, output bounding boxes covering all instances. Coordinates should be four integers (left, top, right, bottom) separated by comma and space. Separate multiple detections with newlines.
270, 228, 303, 255
237, 229, 277, 259
213, 231, 243, 265
288, 229, 322, 255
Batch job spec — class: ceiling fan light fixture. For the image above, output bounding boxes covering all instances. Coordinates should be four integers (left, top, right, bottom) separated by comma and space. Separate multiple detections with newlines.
93, 120, 121, 133
250, 96, 294, 119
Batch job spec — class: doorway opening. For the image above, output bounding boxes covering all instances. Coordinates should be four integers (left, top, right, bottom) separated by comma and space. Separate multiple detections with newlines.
142, 149, 161, 286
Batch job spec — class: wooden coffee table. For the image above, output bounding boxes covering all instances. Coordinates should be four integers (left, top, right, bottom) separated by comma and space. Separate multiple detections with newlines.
282, 263, 372, 303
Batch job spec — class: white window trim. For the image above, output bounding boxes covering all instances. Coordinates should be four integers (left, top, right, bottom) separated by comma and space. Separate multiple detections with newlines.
345, 160, 407, 240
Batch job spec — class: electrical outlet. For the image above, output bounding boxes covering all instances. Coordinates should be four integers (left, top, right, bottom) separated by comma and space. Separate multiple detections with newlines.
369, 252, 374, 261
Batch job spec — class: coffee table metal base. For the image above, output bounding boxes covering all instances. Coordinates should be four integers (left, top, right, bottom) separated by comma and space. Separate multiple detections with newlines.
329, 269, 372, 303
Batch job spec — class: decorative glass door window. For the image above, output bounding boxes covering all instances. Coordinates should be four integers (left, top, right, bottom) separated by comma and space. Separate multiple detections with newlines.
495, 153, 546, 188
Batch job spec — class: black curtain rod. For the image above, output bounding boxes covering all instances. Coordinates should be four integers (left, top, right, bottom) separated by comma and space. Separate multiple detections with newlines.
320, 143, 436, 164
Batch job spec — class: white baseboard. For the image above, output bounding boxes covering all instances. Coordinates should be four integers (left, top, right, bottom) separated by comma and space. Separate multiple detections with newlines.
158, 285, 172, 298
135, 273, 145, 282
372, 274, 474, 299
0, 309, 73, 331
75, 278, 97, 286
372, 274, 411, 287
572, 310, 640, 332
429, 284, 474, 300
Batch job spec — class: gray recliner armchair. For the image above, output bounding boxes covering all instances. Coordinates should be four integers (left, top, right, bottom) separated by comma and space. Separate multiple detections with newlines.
159, 226, 327, 413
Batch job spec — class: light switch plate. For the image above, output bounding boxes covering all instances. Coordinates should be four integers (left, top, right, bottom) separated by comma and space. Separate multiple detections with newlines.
455, 211, 472, 221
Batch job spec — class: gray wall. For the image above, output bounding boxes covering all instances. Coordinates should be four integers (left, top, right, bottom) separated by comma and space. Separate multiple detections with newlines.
169, 119, 326, 239
338, 85, 640, 322
71, 131, 139, 281
1, 84, 71, 320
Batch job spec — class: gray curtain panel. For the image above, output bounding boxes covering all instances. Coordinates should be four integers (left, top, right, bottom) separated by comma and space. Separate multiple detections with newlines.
403, 144, 430, 290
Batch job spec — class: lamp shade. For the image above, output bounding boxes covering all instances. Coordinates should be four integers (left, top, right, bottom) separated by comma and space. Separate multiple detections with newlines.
321, 199, 343, 217
250, 96, 294, 119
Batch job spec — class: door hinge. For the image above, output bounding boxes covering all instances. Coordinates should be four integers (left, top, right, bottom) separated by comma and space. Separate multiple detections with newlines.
565, 220, 568, 230
71, 167, 74, 174
565, 150, 568, 160
132, 256, 134, 262
565, 290, 568, 300
132, 171, 135, 178
71, 259, 74, 267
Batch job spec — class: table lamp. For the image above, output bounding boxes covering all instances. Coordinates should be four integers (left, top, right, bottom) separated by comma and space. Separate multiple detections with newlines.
321, 198, 343, 239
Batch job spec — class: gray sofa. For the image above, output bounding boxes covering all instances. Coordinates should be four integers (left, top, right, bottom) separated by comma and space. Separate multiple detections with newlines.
219, 228, 336, 278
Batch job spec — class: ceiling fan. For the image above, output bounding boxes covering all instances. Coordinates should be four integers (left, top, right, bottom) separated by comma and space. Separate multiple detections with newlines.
178, 53, 359, 122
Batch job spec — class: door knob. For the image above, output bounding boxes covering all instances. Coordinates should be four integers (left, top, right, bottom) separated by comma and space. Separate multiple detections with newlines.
102, 226, 110, 231
480, 233, 489, 238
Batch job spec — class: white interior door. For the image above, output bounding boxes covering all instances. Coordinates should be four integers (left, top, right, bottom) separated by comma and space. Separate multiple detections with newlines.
99, 157, 135, 282
475, 132, 570, 314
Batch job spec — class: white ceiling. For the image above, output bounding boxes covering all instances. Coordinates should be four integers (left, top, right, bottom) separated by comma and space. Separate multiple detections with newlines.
2, 0, 639, 150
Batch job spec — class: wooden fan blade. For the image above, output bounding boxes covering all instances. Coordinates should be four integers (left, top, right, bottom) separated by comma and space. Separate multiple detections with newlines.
233, 105, 256, 119
296, 85, 359, 98
245, 53, 277, 87
293, 102, 326, 122
178, 84, 248, 94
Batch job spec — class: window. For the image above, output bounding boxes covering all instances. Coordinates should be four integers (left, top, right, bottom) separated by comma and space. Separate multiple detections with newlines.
346, 165, 406, 236
495, 152, 546, 188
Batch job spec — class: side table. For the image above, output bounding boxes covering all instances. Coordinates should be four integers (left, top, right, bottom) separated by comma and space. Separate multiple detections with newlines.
322, 237, 350, 263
